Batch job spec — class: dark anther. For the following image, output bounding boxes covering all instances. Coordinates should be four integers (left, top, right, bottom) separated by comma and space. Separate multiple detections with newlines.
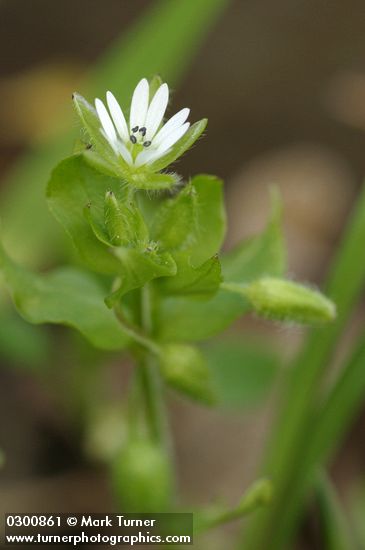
131, 126, 139, 133
143, 141, 152, 147
86, 143, 92, 150
130, 135, 137, 144
139, 127, 147, 137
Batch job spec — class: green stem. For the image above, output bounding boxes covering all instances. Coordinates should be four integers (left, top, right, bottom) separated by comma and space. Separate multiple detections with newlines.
137, 284, 168, 445
243, 184, 365, 550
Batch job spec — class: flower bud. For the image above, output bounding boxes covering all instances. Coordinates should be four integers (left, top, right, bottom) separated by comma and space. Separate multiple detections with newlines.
111, 438, 173, 512
104, 190, 127, 246
159, 344, 216, 405
243, 277, 336, 324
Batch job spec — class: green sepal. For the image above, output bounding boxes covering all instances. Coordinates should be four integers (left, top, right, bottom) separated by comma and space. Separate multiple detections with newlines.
0, 242, 129, 350
158, 343, 216, 405
103, 190, 149, 248
83, 202, 112, 247
72, 93, 129, 179
148, 118, 208, 172
158, 254, 222, 299
127, 171, 181, 191
105, 248, 176, 307
224, 277, 336, 324
148, 74, 164, 100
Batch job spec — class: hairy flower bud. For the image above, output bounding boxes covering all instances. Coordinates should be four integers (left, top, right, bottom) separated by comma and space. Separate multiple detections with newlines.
243, 277, 336, 324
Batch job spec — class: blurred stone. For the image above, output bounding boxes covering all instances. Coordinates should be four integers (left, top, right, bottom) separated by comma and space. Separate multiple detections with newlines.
326, 71, 365, 130
226, 144, 356, 280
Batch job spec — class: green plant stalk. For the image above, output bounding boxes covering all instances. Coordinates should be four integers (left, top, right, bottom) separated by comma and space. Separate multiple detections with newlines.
266, 337, 365, 547
315, 470, 353, 550
134, 284, 169, 446
243, 184, 365, 550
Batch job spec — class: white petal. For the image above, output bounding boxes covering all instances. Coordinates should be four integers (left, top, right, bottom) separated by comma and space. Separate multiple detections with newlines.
100, 129, 118, 154
135, 147, 163, 167
95, 98, 117, 144
118, 142, 133, 165
144, 83, 169, 140
156, 122, 190, 154
153, 107, 190, 147
106, 91, 129, 142
129, 78, 149, 131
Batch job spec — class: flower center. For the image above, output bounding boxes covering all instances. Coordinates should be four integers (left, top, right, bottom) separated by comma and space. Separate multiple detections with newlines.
130, 126, 152, 148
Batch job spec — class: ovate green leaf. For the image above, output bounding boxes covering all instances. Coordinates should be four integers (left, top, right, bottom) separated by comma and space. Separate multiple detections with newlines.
222, 192, 286, 282
0, 243, 129, 350
157, 254, 221, 298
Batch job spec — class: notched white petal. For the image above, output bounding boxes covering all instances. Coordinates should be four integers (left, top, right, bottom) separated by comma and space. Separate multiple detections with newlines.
157, 122, 190, 154
144, 83, 169, 141
153, 107, 190, 147
129, 78, 149, 131
95, 98, 117, 143
106, 91, 129, 142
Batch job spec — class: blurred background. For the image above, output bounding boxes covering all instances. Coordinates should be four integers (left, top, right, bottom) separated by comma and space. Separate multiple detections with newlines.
1, 1, 365, 548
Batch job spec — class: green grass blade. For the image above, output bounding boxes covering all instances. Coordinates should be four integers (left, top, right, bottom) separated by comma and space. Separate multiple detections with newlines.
315, 471, 354, 550
243, 183, 365, 550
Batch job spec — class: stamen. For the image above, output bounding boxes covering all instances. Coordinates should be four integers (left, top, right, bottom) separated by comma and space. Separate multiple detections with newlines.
130, 135, 137, 144
139, 127, 147, 137
131, 126, 139, 133
143, 141, 152, 147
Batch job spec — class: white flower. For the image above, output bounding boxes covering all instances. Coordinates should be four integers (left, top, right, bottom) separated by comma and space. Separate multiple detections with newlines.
94, 78, 190, 168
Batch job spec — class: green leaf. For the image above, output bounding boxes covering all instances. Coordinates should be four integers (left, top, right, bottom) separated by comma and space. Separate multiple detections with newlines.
188, 174, 226, 266
47, 155, 124, 274
158, 344, 216, 405
158, 254, 222, 298
151, 184, 197, 251
156, 290, 246, 342
155, 194, 285, 342
202, 336, 279, 408
0, 306, 50, 370
222, 192, 286, 282
0, 243, 129, 350
148, 118, 208, 172
105, 248, 176, 307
